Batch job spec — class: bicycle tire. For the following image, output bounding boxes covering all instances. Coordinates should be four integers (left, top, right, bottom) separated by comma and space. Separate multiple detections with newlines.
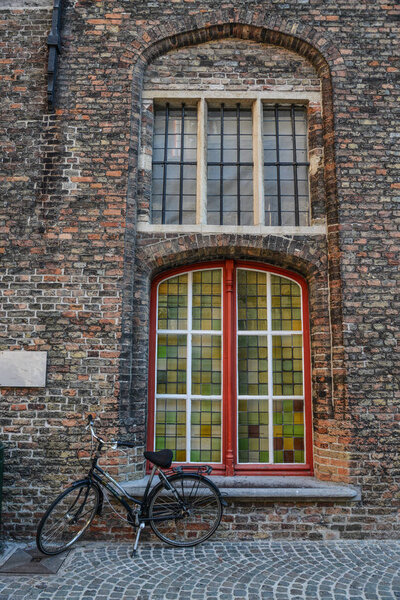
148, 473, 223, 547
36, 481, 100, 555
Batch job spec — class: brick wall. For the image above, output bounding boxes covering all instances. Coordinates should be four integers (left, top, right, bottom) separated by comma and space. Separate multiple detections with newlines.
0, 0, 399, 540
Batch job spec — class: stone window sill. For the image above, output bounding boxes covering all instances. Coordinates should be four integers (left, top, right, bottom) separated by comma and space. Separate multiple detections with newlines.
122, 476, 361, 502
136, 223, 327, 236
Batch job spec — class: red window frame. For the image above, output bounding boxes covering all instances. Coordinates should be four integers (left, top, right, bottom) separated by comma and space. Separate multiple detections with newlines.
147, 260, 313, 476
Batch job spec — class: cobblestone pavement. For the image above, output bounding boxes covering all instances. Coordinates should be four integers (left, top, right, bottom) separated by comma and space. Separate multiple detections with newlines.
1, 540, 400, 600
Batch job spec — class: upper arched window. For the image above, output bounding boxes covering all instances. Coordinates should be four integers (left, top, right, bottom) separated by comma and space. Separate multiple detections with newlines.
138, 38, 325, 233
147, 261, 312, 476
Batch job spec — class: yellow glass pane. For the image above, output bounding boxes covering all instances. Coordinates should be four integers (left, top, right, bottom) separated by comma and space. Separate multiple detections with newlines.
271, 274, 302, 331
192, 270, 222, 331
237, 270, 268, 331
158, 274, 188, 330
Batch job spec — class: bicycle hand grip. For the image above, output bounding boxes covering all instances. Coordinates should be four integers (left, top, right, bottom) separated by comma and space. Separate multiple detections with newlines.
116, 441, 135, 448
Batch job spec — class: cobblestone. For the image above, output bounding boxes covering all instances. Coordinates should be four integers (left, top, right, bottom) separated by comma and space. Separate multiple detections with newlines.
1, 541, 400, 599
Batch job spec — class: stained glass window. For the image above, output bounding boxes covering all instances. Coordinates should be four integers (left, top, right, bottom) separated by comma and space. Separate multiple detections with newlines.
154, 270, 223, 463
152, 265, 308, 469
237, 269, 305, 465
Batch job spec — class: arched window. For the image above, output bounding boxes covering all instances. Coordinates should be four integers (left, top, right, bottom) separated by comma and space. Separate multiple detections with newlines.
147, 261, 312, 476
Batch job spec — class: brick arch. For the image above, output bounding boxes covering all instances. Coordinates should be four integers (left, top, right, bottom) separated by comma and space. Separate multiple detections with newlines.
140, 22, 336, 80
134, 234, 327, 282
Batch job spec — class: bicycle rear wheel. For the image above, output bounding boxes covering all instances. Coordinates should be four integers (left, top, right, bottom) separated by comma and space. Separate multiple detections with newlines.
36, 481, 100, 555
148, 473, 222, 547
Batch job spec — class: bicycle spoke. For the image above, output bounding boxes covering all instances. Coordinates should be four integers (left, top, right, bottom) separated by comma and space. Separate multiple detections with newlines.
37, 484, 99, 555
149, 475, 222, 547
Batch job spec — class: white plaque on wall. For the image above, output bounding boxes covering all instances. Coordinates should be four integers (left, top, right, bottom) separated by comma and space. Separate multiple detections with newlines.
0, 351, 47, 388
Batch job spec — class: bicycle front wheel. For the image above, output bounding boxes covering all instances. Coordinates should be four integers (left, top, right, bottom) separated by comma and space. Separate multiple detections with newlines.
36, 481, 100, 555
148, 474, 223, 547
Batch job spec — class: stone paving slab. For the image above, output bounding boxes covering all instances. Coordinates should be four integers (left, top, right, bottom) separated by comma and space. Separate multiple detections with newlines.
0, 540, 400, 599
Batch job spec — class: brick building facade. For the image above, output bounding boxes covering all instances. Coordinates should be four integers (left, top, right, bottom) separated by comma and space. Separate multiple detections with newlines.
0, 0, 399, 540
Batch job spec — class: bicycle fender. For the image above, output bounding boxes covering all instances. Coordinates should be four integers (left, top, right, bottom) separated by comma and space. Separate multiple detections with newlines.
192, 474, 228, 506
147, 472, 227, 512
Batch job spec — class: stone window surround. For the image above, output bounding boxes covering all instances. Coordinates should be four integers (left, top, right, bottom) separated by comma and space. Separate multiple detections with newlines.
138, 90, 326, 236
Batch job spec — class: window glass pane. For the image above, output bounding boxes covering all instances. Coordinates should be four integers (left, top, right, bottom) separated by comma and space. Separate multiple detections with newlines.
192, 270, 222, 331
273, 399, 304, 463
238, 399, 269, 463
263, 105, 309, 226
272, 334, 303, 396
237, 270, 267, 331
158, 274, 188, 330
157, 334, 187, 394
238, 336, 268, 396
271, 275, 302, 331
155, 398, 187, 462
152, 105, 197, 224
191, 335, 221, 396
207, 105, 253, 225
191, 399, 221, 462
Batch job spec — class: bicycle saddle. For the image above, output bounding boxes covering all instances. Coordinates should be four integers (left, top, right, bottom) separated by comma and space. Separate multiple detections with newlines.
144, 449, 173, 468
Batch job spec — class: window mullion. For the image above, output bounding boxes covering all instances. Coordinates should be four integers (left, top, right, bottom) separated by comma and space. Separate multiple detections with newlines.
253, 99, 264, 226
267, 272, 274, 464
196, 98, 207, 225
220, 104, 224, 225
187, 271, 193, 462
236, 103, 241, 226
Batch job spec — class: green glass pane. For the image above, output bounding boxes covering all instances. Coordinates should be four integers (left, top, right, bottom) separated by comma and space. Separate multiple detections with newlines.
270, 275, 302, 331
191, 335, 221, 395
155, 397, 186, 462
190, 398, 221, 463
157, 334, 187, 394
273, 399, 304, 464
238, 336, 268, 396
272, 335, 303, 396
158, 274, 188, 330
192, 270, 222, 331
237, 398, 269, 464
237, 270, 267, 331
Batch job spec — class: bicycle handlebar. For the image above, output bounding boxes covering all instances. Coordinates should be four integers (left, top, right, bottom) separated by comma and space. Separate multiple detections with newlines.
85, 415, 134, 450
116, 441, 136, 448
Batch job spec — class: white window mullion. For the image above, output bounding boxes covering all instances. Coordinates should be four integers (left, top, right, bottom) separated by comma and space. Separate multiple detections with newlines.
267, 272, 274, 464
253, 98, 264, 226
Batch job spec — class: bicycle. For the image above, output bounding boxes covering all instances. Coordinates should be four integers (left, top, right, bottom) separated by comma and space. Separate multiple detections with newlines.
36, 415, 226, 557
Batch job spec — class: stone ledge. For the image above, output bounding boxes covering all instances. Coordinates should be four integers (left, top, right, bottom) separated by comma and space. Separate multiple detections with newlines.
122, 476, 361, 502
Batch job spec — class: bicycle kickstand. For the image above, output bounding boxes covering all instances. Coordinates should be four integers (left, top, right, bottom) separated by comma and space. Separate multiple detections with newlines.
131, 522, 145, 557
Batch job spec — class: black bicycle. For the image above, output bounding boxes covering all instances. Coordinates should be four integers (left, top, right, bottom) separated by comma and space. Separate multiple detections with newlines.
36, 415, 225, 556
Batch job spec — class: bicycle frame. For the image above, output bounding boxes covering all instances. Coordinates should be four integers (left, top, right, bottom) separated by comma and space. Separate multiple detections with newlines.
87, 443, 184, 525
